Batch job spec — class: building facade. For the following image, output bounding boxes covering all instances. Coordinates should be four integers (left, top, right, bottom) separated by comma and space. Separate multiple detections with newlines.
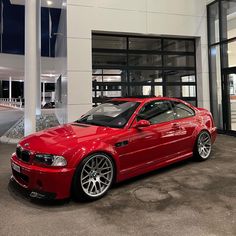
3, 0, 236, 136
55, 0, 209, 125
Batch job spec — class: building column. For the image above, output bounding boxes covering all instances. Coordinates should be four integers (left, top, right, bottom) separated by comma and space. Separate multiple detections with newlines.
9, 77, 12, 101
24, 0, 41, 136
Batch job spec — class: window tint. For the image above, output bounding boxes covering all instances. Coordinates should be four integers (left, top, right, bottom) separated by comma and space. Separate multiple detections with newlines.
138, 101, 175, 124
172, 102, 195, 119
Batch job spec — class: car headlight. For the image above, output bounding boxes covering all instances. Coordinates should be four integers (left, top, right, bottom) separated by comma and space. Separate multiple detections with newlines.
34, 154, 67, 167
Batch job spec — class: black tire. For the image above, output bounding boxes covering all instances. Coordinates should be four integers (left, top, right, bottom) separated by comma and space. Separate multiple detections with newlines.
194, 131, 212, 161
72, 153, 115, 202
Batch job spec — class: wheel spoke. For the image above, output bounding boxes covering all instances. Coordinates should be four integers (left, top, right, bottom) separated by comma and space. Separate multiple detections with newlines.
80, 154, 113, 197
101, 170, 112, 175
100, 180, 109, 186
82, 175, 89, 181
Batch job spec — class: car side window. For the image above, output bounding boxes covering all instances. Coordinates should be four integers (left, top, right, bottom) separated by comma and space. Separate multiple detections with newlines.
172, 101, 195, 119
137, 100, 175, 124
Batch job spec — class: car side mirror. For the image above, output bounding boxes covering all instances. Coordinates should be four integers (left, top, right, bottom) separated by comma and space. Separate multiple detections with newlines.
134, 120, 151, 128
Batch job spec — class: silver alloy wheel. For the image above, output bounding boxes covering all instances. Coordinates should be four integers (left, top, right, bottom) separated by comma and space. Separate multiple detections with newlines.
197, 132, 212, 159
80, 154, 113, 198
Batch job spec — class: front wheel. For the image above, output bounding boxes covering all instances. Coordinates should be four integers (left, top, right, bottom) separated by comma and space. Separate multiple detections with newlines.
72, 153, 114, 201
194, 131, 212, 161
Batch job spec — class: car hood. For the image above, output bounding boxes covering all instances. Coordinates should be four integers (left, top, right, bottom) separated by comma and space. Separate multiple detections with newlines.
19, 123, 120, 156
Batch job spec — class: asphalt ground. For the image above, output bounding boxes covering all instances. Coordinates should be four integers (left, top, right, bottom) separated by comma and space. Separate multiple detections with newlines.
0, 106, 23, 137
0, 134, 235, 236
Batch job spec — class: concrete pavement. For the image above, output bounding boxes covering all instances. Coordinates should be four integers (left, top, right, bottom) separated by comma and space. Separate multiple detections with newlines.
0, 135, 235, 236
0, 106, 23, 137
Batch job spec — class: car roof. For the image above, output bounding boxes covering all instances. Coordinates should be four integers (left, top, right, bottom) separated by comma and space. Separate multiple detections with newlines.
112, 97, 185, 104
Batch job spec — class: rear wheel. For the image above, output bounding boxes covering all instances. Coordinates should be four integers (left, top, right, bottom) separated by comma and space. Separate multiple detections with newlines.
194, 131, 212, 161
72, 153, 114, 201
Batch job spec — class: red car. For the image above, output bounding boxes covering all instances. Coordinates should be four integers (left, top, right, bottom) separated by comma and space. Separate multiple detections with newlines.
11, 97, 217, 201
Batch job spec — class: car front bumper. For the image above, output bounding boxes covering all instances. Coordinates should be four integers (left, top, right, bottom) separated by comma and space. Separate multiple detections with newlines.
11, 154, 75, 200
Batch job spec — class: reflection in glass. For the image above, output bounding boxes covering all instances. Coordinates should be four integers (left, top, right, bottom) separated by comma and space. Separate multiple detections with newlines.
210, 45, 223, 129
164, 70, 195, 82
154, 86, 163, 97
166, 85, 196, 98
130, 86, 152, 96
182, 86, 196, 97
227, 73, 236, 131
208, 1, 220, 45
92, 35, 127, 49
129, 54, 162, 66
163, 39, 194, 52
129, 38, 161, 50
129, 70, 162, 83
221, 0, 236, 41
164, 55, 195, 67
93, 53, 127, 66
222, 41, 236, 68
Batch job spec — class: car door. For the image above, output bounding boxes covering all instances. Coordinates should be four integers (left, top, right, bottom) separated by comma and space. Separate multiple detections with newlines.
117, 100, 177, 172
171, 101, 198, 155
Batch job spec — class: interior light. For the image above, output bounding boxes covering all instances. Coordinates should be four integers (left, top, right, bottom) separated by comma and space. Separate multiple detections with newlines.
47, 0, 53, 6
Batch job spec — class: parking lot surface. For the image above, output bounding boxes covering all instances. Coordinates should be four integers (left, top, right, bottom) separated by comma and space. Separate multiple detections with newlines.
0, 134, 235, 236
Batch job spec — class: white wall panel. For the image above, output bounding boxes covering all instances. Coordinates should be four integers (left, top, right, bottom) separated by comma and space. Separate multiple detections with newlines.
147, 0, 206, 17
67, 71, 92, 105
67, 5, 93, 39
67, 38, 92, 72
147, 13, 207, 43
68, 0, 146, 11
92, 8, 147, 34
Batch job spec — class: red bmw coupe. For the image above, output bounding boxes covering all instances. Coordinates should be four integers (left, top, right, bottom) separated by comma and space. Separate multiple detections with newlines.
11, 97, 217, 201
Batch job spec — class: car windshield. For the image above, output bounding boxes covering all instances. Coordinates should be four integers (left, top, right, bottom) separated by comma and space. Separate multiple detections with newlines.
77, 101, 140, 128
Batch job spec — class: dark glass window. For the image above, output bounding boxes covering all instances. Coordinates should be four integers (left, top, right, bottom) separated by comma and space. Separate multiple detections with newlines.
207, 0, 236, 132
93, 53, 127, 66
92, 35, 127, 49
129, 37, 161, 50
221, 0, 236, 41
2, 2, 25, 54
164, 70, 195, 83
166, 85, 196, 98
128, 54, 162, 66
0, 1, 61, 57
129, 70, 162, 83
172, 101, 195, 119
130, 85, 152, 97
164, 55, 195, 67
163, 39, 194, 52
92, 34, 196, 106
208, 1, 220, 45
138, 100, 175, 124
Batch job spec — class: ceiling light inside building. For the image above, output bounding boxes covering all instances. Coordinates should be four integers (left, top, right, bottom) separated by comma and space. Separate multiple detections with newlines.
47, 0, 53, 6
